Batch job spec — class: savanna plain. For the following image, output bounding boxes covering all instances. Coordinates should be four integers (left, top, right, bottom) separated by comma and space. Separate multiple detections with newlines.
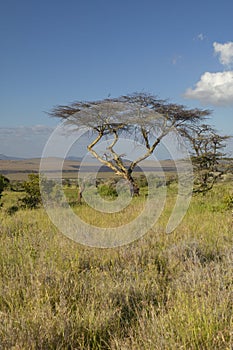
0, 174, 233, 349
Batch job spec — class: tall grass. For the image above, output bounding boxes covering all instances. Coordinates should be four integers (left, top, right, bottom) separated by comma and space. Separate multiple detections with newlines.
0, 183, 232, 349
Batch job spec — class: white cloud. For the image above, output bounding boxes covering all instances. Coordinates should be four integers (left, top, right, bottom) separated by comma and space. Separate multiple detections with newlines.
193, 33, 206, 41
184, 71, 233, 106
213, 41, 233, 66
198, 33, 204, 41
184, 41, 233, 106
197, 33, 205, 41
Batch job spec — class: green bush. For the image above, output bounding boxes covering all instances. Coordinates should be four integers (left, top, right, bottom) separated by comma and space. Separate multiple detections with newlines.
0, 174, 10, 199
20, 174, 63, 209
98, 183, 117, 199
137, 174, 148, 188
20, 174, 41, 209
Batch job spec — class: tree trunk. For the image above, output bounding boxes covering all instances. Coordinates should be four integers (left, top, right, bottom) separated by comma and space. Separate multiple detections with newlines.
127, 172, 139, 197
77, 190, 82, 203
77, 184, 85, 204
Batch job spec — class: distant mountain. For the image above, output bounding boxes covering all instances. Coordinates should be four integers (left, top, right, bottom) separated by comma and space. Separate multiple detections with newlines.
0, 154, 25, 160
65, 156, 83, 161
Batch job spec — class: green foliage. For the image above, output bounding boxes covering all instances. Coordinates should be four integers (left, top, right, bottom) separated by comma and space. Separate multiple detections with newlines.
40, 177, 63, 203
10, 180, 25, 192
136, 174, 148, 188
20, 174, 63, 209
20, 174, 41, 209
98, 183, 118, 199
62, 178, 71, 187
0, 174, 10, 199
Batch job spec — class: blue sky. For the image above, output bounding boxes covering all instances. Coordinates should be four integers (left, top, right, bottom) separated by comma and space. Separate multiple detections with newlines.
0, 0, 233, 157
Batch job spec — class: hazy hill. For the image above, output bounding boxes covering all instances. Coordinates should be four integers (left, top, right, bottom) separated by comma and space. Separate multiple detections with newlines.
0, 154, 24, 160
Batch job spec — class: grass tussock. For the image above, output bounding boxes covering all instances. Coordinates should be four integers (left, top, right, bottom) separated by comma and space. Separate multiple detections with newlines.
0, 183, 232, 349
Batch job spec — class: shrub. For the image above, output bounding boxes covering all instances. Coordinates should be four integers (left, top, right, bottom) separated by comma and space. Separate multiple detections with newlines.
98, 183, 117, 199
20, 174, 63, 209
20, 174, 41, 209
0, 174, 10, 199
137, 174, 148, 188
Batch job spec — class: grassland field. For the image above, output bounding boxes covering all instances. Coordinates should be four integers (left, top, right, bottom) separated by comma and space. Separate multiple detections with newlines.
0, 170, 233, 349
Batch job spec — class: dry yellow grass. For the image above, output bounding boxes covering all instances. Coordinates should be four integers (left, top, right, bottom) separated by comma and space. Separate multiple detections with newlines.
0, 183, 232, 349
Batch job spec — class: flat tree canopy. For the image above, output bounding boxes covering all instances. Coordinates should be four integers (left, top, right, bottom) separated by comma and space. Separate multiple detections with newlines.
50, 92, 211, 194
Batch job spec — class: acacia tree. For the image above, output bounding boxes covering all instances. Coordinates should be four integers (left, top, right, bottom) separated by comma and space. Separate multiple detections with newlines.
49, 93, 210, 195
180, 124, 229, 194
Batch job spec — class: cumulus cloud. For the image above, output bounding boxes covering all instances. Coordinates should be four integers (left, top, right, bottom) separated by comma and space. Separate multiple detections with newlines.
213, 41, 233, 66
184, 41, 233, 106
184, 71, 233, 106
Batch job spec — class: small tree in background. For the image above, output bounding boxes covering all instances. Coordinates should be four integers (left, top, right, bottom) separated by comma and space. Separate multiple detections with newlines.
49, 92, 210, 195
21, 174, 41, 208
180, 124, 230, 194
21, 174, 63, 208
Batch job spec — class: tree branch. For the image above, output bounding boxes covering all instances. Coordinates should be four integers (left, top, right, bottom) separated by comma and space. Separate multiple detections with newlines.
129, 128, 170, 172
87, 131, 123, 176
107, 131, 128, 175
141, 126, 150, 149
